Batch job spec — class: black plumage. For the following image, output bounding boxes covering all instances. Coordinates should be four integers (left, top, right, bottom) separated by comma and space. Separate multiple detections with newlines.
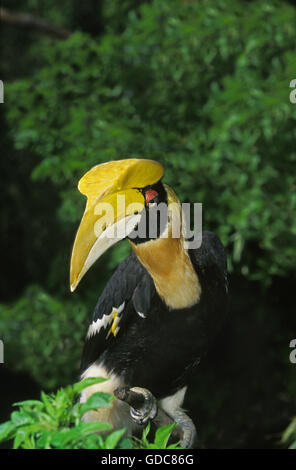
81, 230, 228, 400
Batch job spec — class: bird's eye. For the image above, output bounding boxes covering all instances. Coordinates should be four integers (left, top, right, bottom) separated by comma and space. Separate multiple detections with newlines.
145, 189, 158, 205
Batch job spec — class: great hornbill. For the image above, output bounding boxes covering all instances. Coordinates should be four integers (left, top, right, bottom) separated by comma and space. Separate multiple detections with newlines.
70, 159, 228, 448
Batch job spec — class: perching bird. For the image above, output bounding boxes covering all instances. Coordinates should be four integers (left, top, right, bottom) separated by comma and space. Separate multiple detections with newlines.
70, 159, 228, 448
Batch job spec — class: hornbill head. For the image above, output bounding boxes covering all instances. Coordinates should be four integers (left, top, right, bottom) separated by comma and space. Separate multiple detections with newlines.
70, 158, 177, 292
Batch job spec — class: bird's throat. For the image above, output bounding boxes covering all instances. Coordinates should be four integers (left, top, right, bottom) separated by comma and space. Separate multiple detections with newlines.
129, 187, 201, 310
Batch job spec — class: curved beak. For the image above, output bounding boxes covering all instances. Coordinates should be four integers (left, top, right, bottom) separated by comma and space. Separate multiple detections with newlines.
70, 159, 164, 292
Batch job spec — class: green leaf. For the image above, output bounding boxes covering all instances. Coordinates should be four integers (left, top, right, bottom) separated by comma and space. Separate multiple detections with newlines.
0, 422, 14, 442
84, 433, 105, 449
154, 423, 176, 449
41, 392, 56, 419
118, 438, 133, 449
36, 431, 54, 449
73, 377, 108, 394
13, 429, 28, 449
79, 392, 114, 416
167, 442, 182, 449
281, 417, 296, 447
13, 400, 44, 409
10, 411, 33, 427
51, 421, 112, 448
141, 422, 151, 447
104, 428, 126, 449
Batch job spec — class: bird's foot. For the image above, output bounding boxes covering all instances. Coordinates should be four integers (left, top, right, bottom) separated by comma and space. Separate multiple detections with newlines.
114, 386, 157, 425
129, 387, 158, 425
172, 409, 197, 449
114, 386, 197, 448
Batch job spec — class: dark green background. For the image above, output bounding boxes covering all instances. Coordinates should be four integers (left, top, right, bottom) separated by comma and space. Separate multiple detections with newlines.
0, 0, 296, 448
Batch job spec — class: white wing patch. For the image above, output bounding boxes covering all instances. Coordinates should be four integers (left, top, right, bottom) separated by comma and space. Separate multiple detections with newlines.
137, 311, 146, 318
117, 301, 126, 314
86, 301, 125, 339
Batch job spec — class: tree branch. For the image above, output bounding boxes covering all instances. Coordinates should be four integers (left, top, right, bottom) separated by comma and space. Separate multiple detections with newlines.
0, 7, 71, 39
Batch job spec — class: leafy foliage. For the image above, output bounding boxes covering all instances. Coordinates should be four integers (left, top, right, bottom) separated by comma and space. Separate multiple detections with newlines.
0, 286, 87, 388
134, 421, 182, 449
0, 378, 124, 449
5, 0, 296, 282
0, 377, 179, 449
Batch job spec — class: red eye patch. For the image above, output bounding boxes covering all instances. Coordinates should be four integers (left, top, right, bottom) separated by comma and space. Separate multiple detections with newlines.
145, 189, 158, 205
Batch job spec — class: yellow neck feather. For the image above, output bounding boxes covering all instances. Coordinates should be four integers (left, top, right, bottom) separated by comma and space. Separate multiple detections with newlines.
129, 185, 201, 310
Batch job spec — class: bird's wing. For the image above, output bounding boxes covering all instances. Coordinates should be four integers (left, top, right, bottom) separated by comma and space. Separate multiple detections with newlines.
80, 251, 155, 372
189, 230, 228, 336
192, 231, 228, 287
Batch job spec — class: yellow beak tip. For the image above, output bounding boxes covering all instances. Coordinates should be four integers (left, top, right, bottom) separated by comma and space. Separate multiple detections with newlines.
70, 281, 77, 292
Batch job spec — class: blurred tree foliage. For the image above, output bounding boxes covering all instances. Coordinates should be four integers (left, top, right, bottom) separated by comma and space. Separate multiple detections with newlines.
1, 0, 296, 448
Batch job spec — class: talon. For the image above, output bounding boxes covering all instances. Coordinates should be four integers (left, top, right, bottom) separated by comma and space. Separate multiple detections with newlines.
114, 386, 157, 425
173, 409, 197, 449
129, 387, 157, 424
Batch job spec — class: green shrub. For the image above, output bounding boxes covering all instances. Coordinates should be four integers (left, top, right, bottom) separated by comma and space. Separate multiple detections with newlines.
5, 0, 296, 284
134, 422, 181, 450
0, 286, 87, 388
0, 377, 180, 449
